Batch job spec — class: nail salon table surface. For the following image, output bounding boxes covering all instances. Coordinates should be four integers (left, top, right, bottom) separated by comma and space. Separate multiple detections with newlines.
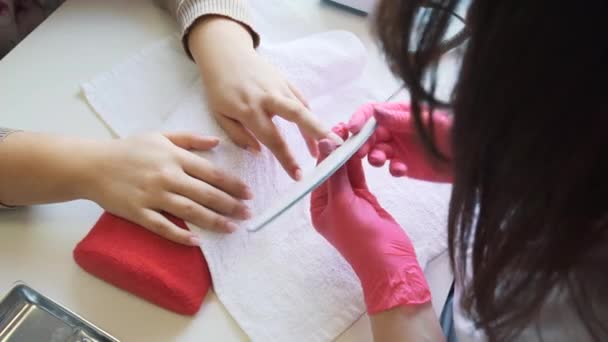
0, 0, 454, 341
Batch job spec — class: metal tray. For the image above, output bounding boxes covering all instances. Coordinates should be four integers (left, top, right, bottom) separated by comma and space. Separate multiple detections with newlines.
0, 283, 119, 342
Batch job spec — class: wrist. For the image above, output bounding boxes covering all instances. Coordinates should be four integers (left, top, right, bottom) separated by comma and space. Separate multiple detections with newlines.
354, 256, 431, 314
188, 16, 255, 68
0, 132, 105, 205
64, 138, 107, 202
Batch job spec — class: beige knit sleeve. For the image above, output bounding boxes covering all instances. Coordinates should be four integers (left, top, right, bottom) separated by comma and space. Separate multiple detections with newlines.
157, 0, 260, 57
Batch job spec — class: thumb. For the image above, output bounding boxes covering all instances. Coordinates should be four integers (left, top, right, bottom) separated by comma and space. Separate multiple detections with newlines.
311, 138, 339, 218
346, 156, 369, 191
164, 132, 220, 151
317, 141, 354, 202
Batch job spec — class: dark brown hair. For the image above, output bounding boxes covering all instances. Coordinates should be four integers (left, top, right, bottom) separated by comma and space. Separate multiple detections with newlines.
374, 0, 608, 340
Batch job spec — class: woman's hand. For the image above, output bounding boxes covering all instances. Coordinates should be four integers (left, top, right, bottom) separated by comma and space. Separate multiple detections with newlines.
86, 132, 252, 246
0, 131, 251, 246
348, 102, 453, 183
310, 133, 431, 314
188, 17, 329, 180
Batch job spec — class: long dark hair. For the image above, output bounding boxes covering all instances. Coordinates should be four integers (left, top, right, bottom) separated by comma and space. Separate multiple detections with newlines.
374, 1, 608, 340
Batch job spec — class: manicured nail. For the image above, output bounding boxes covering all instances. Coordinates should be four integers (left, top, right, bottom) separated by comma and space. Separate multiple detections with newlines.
188, 235, 201, 246
225, 221, 239, 232
241, 206, 252, 219
242, 186, 253, 199
245, 144, 261, 154
328, 132, 345, 145
294, 168, 302, 181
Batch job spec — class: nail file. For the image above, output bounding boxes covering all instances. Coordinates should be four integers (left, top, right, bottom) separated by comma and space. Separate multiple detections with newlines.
246, 117, 377, 232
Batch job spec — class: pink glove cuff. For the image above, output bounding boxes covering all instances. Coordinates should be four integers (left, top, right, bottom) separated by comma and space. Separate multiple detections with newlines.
361, 262, 432, 314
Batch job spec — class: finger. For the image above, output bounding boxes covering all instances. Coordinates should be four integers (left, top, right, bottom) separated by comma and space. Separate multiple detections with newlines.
215, 114, 262, 152
389, 158, 409, 177
317, 140, 354, 200
321, 123, 346, 146
162, 193, 238, 233
347, 103, 376, 134
287, 82, 310, 109
355, 142, 370, 159
173, 175, 251, 220
355, 134, 376, 159
139, 209, 200, 246
374, 105, 413, 133
301, 128, 319, 157
375, 126, 392, 142
317, 138, 338, 164
164, 132, 220, 151
368, 143, 395, 167
328, 161, 353, 202
288, 85, 321, 157
245, 112, 301, 180
179, 152, 253, 200
263, 94, 329, 141
331, 123, 349, 141
346, 156, 369, 191
311, 138, 337, 212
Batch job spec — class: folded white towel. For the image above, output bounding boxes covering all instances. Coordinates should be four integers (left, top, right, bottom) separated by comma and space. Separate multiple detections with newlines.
82, 31, 450, 342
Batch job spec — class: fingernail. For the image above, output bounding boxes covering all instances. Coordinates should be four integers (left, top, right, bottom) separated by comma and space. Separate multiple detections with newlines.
241, 206, 252, 219
391, 163, 408, 176
294, 168, 302, 181
370, 149, 386, 162
328, 132, 345, 145
188, 235, 201, 246
243, 186, 254, 199
225, 221, 239, 232
244, 146, 258, 155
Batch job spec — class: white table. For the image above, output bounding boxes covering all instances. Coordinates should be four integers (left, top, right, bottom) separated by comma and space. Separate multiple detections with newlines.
0, 0, 453, 340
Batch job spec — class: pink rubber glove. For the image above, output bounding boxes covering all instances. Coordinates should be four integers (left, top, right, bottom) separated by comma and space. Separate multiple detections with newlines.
310, 132, 431, 314
348, 102, 453, 183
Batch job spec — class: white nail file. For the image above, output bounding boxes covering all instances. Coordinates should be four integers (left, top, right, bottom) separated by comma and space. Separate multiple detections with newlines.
246, 116, 377, 232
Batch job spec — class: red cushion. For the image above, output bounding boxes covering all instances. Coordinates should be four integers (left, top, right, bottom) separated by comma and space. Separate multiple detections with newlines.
73, 212, 211, 315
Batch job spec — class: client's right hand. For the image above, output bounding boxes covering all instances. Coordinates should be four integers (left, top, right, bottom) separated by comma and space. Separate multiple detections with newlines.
86, 132, 253, 246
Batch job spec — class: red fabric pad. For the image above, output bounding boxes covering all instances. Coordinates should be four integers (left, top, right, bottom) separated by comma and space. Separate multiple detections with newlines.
73, 212, 211, 315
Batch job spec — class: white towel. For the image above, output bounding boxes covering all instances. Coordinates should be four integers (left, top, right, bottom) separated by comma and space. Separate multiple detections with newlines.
82, 31, 451, 341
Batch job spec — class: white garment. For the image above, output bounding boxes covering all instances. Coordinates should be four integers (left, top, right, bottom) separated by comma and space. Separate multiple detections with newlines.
81, 32, 451, 341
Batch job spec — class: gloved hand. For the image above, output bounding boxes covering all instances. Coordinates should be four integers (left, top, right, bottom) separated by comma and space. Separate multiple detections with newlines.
348, 102, 453, 183
310, 131, 431, 314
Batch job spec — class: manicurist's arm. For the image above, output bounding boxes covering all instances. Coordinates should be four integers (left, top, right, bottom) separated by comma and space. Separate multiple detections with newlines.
371, 303, 444, 342
310, 131, 444, 342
